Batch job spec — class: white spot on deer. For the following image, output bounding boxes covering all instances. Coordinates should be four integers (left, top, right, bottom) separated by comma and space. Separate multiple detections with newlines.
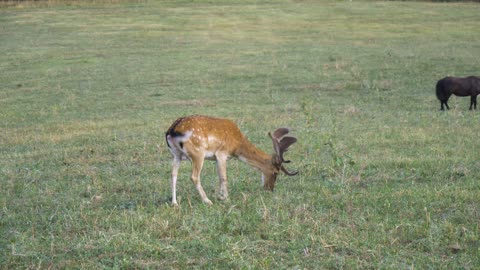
205, 151, 215, 159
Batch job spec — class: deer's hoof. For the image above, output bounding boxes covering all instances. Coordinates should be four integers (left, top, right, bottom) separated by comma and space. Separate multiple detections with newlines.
203, 199, 213, 205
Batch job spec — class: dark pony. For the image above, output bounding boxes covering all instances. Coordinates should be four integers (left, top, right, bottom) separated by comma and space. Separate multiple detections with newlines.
436, 76, 480, 110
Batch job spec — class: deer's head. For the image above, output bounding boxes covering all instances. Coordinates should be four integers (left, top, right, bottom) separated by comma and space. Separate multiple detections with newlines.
262, 128, 298, 191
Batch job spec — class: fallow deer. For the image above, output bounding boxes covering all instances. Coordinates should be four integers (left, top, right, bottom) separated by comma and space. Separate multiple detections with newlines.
165, 115, 298, 205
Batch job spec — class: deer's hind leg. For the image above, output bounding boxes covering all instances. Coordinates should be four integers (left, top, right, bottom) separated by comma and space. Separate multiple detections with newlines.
171, 156, 181, 206
190, 155, 212, 205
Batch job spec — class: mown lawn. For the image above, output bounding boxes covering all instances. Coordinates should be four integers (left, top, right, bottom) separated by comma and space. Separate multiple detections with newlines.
1, 0, 479, 269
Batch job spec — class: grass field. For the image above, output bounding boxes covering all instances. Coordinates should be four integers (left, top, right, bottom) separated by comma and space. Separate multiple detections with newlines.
1, 0, 480, 269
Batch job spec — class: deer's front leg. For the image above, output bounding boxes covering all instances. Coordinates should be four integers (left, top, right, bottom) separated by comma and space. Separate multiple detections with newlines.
190, 155, 212, 205
215, 154, 228, 201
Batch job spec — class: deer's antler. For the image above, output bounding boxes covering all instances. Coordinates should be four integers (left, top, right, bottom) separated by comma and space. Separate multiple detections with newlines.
269, 128, 298, 175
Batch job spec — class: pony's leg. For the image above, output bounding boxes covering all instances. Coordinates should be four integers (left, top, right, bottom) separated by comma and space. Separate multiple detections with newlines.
445, 94, 452, 110
441, 100, 449, 111
470, 96, 474, 110
473, 95, 478, 110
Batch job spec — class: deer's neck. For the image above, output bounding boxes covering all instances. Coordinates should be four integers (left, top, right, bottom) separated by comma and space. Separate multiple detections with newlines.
236, 140, 273, 173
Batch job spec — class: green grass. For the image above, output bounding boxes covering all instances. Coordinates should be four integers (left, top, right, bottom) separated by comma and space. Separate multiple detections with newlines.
1, 0, 480, 268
